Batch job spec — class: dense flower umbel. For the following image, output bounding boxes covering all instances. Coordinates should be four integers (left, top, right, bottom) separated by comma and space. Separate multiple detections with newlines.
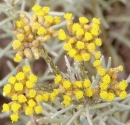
13, 5, 61, 62
58, 13, 102, 62
2, 65, 43, 123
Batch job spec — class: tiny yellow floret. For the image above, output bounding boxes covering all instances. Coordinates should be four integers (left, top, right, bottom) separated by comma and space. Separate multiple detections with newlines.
83, 79, 91, 88
2, 103, 10, 112
86, 88, 93, 97
16, 72, 25, 81
10, 113, 19, 123
14, 83, 23, 91
54, 74, 62, 84
76, 41, 85, 50
81, 53, 90, 61
63, 80, 71, 89
119, 91, 127, 99
12, 40, 21, 49
32, 5, 41, 12
85, 32, 93, 41
37, 27, 47, 35
8, 76, 16, 84
75, 90, 84, 99
58, 29, 67, 40
35, 105, 42, 114
64, 13, 72, 20
79, 17, 89, 24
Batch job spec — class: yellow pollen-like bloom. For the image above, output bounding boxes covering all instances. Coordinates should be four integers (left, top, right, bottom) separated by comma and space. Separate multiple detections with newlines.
67, 49, 77, 57
32, 5, 42, 12
32, 22, 41, 31
12, 94, 19, 101
97, 67, 106, 76
107, 93, 115, 101
102, 74, 111, 84
16, 72, 25, 81
94, 51, 101, 59
16, 33, 24, 42
8, 76, 16, 84
63, 95, 71, 102
81, 53, 90, 61
37, 27, 47, 35
92, 18, 100, 24
87, 43, 95, 51
72, 23, 81, 32
119, 91, 127, 99
54, 16, 61, 24
18, 94, 27, 103
74, 81, 83, 88
28, 74, 37, 83
54, 74, 62, 84
79, 17, 89, 24
14, 82, 23, 91
50, 92, 57, 101
42, 6, 50, 13
75, 90, 84, 99
36, 94, 43, 102
14, 53, 22, 62
76, 28, 84, 36
42, 93, 49, 101
3, 84, 11, 95
10, 113, 19, 123
11, 103, 21, 112
63, 43, 72, 51
45, 16, 53, 23
100, 82, 108, 90
34, 105, 42, 114
58, 29, 67, 40
85, 32, 93, 41
91, 29, 99, 36
95, 38, 102, 46
2, 103, 10, 112
74, 54, 83, 62
25, 106, 33, 115
28, 89, 36, 98
118, 80, 128, 90
86, 88, 93, 97
26, 80, 35, 89
76, 41, 85, 50
62, 100, 70, 107
16, 20, 23, 28
63, 80, 71, 89
28, 99, 36, 108
100, 91, 108, 100
36, 10, 45, 16
64, 13, 72, 20
22, 65, 31, 73
83, 79, 91, 88
12, 40, 21, 49
92, 23, 100, 30
93, 60, 101, 67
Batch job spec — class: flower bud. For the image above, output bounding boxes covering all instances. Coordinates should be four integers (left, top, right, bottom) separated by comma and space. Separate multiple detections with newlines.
32, 40, 40, 47
24, 48, 32, 58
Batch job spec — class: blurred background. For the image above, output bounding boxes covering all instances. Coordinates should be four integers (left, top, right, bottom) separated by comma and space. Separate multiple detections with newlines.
0, 0, 130, 124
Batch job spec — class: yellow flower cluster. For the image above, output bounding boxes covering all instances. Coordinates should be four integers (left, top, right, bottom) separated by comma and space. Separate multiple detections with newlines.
58, 13, 102, 62
2, 65, 43, 123
13, 5, 61, 62
54, 74, 93, 107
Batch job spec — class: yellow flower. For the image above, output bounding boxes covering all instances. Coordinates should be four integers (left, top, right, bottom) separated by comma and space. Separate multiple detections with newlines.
119, 91, 127, 99
32, 5, 42, 12
92, 18, 100, 24
74, 81, 83, 88
81, 53, 90, 61
54, 16, 61, 24
12, 40, 21, 49
54, 74, 62, 84
62, 100, 70, 107
42, 6, 50, 14
50, 92, 57, 101
118, 80, 128, 90
16, 72, 25, 81
95, 38, 102, 46
83, 79, 91, 88
34, 105, 42, 114
11, 103, 21, 112
75, 90, 84, 99
76, 41, 85, 50
16, 33, 24, 42
85, 32, 93, 41
18, 94, 27, 103
8, 76, 16, 84
94, 51, 101, 59
107, 92, 115, 101
97, 67, 106, 76
63, 43, 72, 51
45, 15, 53, 23
102, 74, 111, 84
28, 74, 37, 83
3, 84, 12, 95
79, 17, 89, 24
91, 29, 99, 36
22, 65, 31, 73
76, 28, 84, 36
10, 113, 19, 123
12, 94, 19, 101
100, 82, 108, 90
14, 53, 22, 62
36, 94, 43, 102
28, 99, 36, 108
28, 89, 36, 98
86, 88, 93, 97
16, 20, 23, 28
64, 13, 72, 20
26, 80, 35, 89
2, 103, 10, 112
25, 106, 33, 115
63, 95, 71, 102
42, 93, 49, 101
14, 82, 23, 91
67, 49, 77, 57
37, 27, 47, 35
93, 60, 101, 67
58, 29, 67, 40
72, 23, 81, 32
87, 43, 95, 51
63, 80, 71, 89
74, 54, 83, 62
100, 91, 108, 100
